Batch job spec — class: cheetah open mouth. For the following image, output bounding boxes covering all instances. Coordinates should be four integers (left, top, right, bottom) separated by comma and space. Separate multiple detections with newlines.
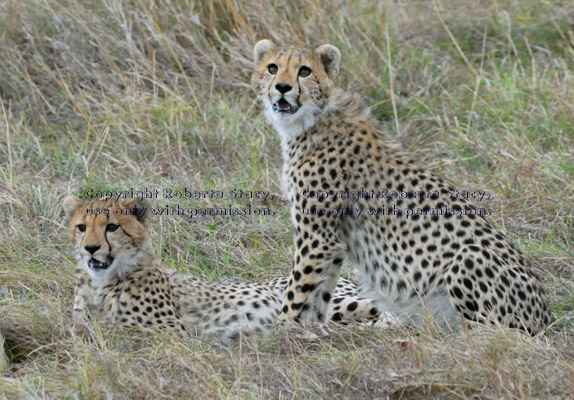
88, 257, 113, 270
273, 98, 298, 114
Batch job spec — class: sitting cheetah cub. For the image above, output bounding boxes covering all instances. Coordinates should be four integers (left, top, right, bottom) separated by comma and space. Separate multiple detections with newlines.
63, 196, 388, 341
251, 40, 550, 334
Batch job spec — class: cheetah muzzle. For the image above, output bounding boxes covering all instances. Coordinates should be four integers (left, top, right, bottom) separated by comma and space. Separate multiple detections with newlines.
273, 97, 298, 114
88, 256, 112, 270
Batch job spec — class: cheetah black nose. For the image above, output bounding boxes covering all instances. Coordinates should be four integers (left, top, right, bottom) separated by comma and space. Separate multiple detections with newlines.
275, 83, 292, 94
84, 244, 101, 254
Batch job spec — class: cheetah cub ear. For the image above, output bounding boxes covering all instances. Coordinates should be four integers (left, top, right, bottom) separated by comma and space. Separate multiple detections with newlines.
253, 39, 276, 66
121, 197, 151, 225
63, 196, 83, 218
315, 44, 340, 80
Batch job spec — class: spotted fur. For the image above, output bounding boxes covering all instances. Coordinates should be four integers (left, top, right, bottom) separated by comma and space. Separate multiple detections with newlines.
64, 196, 389, 341
252, 40, 551, 335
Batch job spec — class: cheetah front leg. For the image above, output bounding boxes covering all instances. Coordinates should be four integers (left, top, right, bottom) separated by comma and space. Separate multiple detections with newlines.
73, 269, 95, 323
279, 210, 345, 323
73, 293, 88, 322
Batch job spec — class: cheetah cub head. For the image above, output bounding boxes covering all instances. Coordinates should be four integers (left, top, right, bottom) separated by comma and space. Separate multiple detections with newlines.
63, 196, 150, 281
251, 39, 340, 143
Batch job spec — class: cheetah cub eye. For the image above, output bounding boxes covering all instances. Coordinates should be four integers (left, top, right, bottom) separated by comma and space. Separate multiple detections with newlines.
268, 64, 278, 74
106, 224, 119, 232
298, 66, 311, 77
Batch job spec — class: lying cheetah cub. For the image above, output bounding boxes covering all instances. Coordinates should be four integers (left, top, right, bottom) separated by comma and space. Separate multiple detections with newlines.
252, 40, 550, 334
64, 196, 387, 341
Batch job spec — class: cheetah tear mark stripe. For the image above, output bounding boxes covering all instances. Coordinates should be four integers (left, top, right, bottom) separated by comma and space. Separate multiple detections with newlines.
296, 71, 302, 108
105, 230, 113, 255
268, 70, 277, 101
295, 55, 302, 108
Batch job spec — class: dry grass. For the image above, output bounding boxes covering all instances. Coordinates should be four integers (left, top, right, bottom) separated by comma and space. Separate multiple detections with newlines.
1, 0, 573, 398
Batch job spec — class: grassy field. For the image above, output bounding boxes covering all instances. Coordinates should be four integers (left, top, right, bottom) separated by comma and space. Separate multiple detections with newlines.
1, 0, 573, 398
